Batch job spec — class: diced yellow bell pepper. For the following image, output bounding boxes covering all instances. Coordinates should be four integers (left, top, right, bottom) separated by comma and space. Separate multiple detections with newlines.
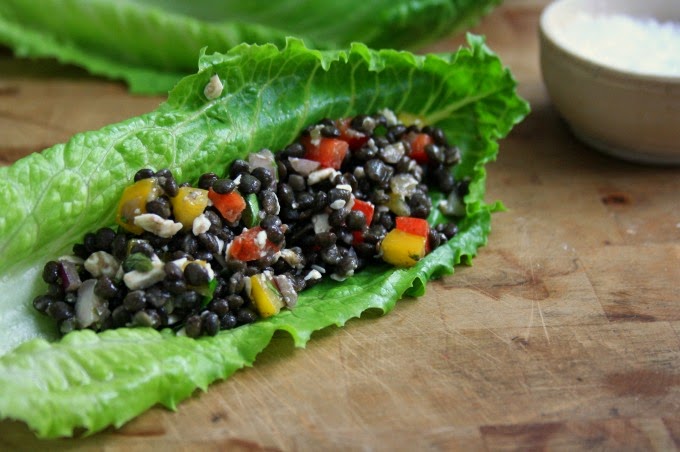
115, 178, 161, 234
249, 273, 285, 318
380, 229, 427, 267
171, 187, 209, 229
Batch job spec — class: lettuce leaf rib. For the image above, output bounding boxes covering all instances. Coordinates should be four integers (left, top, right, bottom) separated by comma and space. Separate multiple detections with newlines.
0, 0, 502, 94
0, 36, 529, 437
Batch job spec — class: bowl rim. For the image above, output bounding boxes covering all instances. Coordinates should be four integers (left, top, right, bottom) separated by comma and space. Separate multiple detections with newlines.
539, 0, 680, 84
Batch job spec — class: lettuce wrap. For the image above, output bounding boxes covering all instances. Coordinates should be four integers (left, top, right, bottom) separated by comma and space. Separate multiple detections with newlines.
0, 36, 529, 437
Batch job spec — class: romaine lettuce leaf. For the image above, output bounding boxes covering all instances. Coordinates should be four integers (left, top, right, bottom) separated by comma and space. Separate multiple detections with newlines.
0, 36, 529, 437
0, 0, 502, 93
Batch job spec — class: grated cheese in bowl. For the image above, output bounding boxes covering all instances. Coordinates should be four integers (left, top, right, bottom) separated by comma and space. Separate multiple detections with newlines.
553, 12, 680, 77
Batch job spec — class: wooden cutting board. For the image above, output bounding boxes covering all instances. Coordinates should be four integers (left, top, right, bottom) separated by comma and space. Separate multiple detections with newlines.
1, 1, 679, 450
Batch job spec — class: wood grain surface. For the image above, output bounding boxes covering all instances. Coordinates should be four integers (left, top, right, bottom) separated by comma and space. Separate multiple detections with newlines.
1, 1, 679, 450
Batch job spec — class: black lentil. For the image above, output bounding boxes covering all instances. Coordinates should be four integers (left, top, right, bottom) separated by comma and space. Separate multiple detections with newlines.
47, 301, 73, 322
94, 227, 116, 252
94, 276, 118, 299
277, 183, 295, 207
198, 172, 219, 189
288, 174, 306, 192
111, 305, 131, 327
198, 233, 221, 255
236, 308, 258, 325
159, 175, 179, 198
328, 207, 349, 228
220, 313, 237, 329
123, 291, 146, 312
83, 233, 98, 254
47, 283, 64, 298
265, 226, 285, 245
259, 190, 280, 215
251, 167, 276, 190
208, 298, 230, 317
184, 315, 202, 338
33, 295, 52, 313
283, 142, 306, 158
128, 240, 154, 258
42, 261, 60, 284
133, 309, 160, 328
346, 210, 366, 230
212, 178, 236, 194
134, 168, 155, 181
163, 279, 187, 295
226, 294, 244, 311
315, 232, 336, 248
312, 191, 328, 209
238, 174, 261, 195
146, 198, 171, 219
229, 160, 249, 178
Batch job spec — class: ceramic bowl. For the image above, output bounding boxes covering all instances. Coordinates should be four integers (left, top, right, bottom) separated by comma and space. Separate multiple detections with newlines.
539, 0, 680, 165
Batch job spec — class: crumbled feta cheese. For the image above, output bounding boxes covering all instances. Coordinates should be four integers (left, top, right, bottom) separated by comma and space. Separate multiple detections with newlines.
390, 173, 419, 197
170, 258, 187, 270
329, 199, 346, 210
84, 251, 120, 278
380, 142, 406, 164
366, 138, 377, 151
192, 213, 211, 236
304, 269, 323, 281
123, 257, 165, 290
345, 195, 355, 210
309, 124, 323, 146
204, 74, 223, 100
307, 167, 338, 185
380, 108, 398, 126
134, 213, 183, 238
312, 213, 330, 234
280, 249, 303, 268
255, 230, 268, 249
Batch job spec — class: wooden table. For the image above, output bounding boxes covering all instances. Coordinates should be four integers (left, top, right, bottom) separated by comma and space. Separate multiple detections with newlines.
1, 1, 679, 450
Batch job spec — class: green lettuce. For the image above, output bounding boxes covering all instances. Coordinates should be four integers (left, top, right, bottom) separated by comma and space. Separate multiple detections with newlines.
0, 0, 502, 94
0, 36, 528, 437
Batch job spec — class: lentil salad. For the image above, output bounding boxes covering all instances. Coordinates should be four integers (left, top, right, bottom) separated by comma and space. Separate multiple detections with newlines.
33, 110, 467, 338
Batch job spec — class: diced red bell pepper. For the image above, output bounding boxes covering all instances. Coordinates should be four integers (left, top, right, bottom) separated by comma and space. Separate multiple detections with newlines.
395, 216, 430, 252
336, 117, 369, 150
229, 226, 280, 262
408, 133, 433, 163
351, 199, 375, 226
208, 189, 246, 223
302, 136, 349, 170
395, 216, 429, 237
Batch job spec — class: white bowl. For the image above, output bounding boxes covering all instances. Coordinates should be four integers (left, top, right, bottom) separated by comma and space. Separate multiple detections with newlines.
539, 0, 680, 165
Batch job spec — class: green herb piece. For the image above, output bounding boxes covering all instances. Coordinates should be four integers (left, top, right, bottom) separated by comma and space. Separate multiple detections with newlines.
122, 253, 153, 273
242, 193, 260, 228
0, 37, 529, 437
